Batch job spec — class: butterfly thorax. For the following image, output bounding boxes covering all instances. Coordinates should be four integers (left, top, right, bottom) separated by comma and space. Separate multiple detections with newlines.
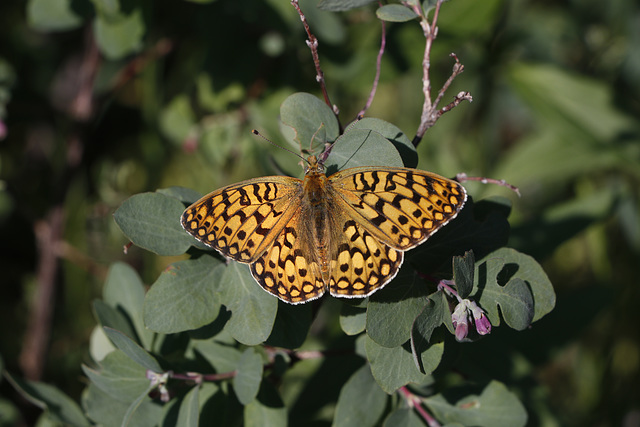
301, 161, 334, 282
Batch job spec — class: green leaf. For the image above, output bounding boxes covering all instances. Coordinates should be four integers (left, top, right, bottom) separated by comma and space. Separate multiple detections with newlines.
349, 118, 418, 167
27, 0, 82, 31
280, 92, 339, 153
383, 408, 424, 427
103, 262, 153, 349
365, 336, 442, 393
410, 292, 449, 372
424, 381, 527, 427
159, 95, 197, 145
5, 372, 90, 426
476, 248, 554, 327
244, 381, 287, 427
453, 251, 475, 298
94, 9, 145, 60
93, 300, 138, 346
218, 263, 278, 345
102, 327, 162, 373
376, 5, 419, 22
366, 271, 431, 348
333, 365, 387, 427
157, 186, 203, 204
317, 0, 377, 12
193, 341, 242, 373
114, 191, 197, 256
144, 256, 225, 333
82, 350, 151, 402
121, 383, 157, 427
177, 386, 200, 427
339, 303, 367, 336
265, 301, 312, 349
82, 383, 162, 427
233, 348, 264, 405
325, 129, 404, 174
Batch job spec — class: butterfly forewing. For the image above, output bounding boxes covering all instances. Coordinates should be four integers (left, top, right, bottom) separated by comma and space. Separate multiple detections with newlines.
181, 176, 303, 262
328, 167, 467, 251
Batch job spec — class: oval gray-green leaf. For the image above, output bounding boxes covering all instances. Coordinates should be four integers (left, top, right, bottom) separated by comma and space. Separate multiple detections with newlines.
218, 263, 278, 346
114, 192, 197, 256
365, 337, 442, 394
453, 251, 475, 299
424, 381, 527, 427
367, 271, 430, 348
177, 385, 200, 427
144, 256, 224, 333
82, 351, 150, 403
383, 408, 424, 427
193, 341, 242, 373
325, 129, 403, 174
280, 92, 339, 152
349, 118, 417, 167
333, 365, 387, 427
103, 262, 153, 349
102, 327, 162, 373
318, 0, 377, 12
5, 372, 90, 426
340, 303, 367, 336
233, 348, 264, 405
244, 381, 287, 427
376, 4, 419, 22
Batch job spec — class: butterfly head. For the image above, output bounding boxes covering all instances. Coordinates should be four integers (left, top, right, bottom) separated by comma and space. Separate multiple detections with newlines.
305, 155, 325, 175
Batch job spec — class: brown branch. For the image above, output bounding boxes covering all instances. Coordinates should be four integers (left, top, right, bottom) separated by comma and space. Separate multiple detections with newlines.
19, 207, 65, 380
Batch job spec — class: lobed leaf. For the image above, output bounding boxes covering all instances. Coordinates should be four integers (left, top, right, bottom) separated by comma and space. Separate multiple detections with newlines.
475, 248, 554, 327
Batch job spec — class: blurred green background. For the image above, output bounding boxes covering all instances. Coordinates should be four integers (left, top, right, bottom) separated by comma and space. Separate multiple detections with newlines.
0, 0, 638, 425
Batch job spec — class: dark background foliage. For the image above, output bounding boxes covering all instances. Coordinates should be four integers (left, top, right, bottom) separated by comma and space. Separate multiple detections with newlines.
0, 0, 638, 425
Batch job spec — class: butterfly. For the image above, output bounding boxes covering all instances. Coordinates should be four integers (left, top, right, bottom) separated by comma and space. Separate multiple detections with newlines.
181, 154, 466, 304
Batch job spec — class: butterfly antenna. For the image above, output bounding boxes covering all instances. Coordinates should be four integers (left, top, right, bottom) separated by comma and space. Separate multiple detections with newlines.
251, 129, 309, 165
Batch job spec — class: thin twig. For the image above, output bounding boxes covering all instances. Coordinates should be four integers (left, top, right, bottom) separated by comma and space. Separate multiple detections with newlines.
409, 0, 472, 147
456, 172, 521, 196
358, 9, 387, 117
398, 386, 440, 427
291, 0, 337, 117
